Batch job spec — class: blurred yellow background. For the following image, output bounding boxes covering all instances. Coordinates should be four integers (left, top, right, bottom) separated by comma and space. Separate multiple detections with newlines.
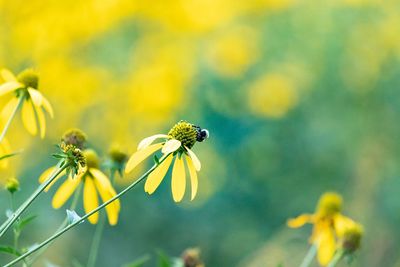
1, 0, 400, 266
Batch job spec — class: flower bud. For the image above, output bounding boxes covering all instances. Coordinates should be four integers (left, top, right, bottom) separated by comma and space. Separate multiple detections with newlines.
5, 177, 19, 194
181, 248, 204, 267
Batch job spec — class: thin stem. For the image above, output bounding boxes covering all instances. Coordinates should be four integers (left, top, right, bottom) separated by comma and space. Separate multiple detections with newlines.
26, 183, 83, 265
0, 161, 68, 238
327, 250, 344, 267
4, 154, 169, 267
0, 95, 24, 144
87, 171, 115, 267
87, 212, 106, 267
299, 243, 317, 267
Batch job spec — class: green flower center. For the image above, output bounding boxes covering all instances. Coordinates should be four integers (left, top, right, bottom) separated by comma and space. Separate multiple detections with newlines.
109, 148, 128, 164
17, 69, 39, 89
83, 149, 100, 169
341, 224, 363, 253
168, 121, 198, 149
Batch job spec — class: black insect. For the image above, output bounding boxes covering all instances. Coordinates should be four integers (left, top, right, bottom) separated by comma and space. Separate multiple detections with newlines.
193, 125, 209, 142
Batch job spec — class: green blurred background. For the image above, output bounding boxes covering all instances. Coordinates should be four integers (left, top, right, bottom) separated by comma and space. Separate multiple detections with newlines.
1, 0, 400, 266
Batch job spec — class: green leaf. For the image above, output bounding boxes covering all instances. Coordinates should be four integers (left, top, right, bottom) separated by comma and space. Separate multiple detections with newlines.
66, 210, 82, 224
0, 150, 23, 161
157, 250, 171, 267
0, 245, 21, 256
122, 254, 151, 267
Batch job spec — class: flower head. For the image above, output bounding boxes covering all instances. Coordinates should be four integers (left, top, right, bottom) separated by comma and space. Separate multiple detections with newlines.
104, 145, 128, 178
41, 145, 120, 225
125, 121, 209, 202
4, 177, 20, 194
54, 129, 88, 177
61, 128, 87, 150
338, 221, 363, 254
0, 68, 54, 138
287, 192, 356, 266
181, 248, 205, 267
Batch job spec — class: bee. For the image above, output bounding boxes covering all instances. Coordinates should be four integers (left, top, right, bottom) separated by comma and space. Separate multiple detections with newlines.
193, 125, 209, 142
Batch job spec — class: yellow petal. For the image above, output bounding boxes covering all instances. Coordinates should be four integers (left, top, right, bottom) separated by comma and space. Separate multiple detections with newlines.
2, 97, 19, 122
38, 166, 65, 192
137, 134, 168, 150
52, 176, 81, 209
144, 154, 173, 194
91, 169, 120, 226
0, 82, 21, 97
1, 69, 17, 82
42, 95, 54, 118
334, 214, 356, 237
90, 168, 120, 210
21, 100, 37, 135
317, 225, 336, 266
36, 105, 46, 139
162, 139, 181, 154
125, 143, 163, 173
84, 177, 99, 224
27, 88, 43, 107
186, 147, 201, 171
287, 214, 313, 228
171, 155, 186, 202
185, 155, 198, 201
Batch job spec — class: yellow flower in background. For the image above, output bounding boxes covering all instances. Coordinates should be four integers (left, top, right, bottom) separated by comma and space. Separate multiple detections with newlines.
0, 68, 53, 138
287, 192, 355, 266
39, 149, 120, 225
125, 121, 209, 202
206, 25, 259, 77
247, 73, 298, 118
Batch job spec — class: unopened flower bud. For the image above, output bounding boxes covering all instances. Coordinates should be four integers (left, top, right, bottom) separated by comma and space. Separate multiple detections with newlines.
5, 177, 19, 194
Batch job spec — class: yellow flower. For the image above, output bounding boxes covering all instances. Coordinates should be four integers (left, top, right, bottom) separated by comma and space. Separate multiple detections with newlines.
287, 192, 355, 266
39, 149, 120, 225
247, 73, 298, 118
337, 220, 363, 254
125, 121, 209, 202
0, 68, 54, 138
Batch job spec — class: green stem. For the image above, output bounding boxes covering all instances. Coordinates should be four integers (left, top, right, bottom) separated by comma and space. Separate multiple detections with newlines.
327, 250, 344, 267
299, 243, 317, 267
0, 161, 68, 238
4, 154, 169, 267
87, 212, 106, 267
0, 95, 24, 144
87, 172, 115, 267
26, 183, 83, 265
